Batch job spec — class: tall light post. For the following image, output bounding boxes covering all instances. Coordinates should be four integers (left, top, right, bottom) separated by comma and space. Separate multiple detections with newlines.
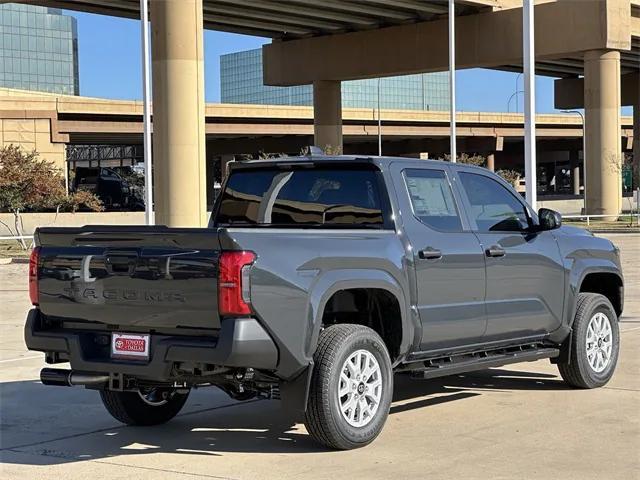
523, 0, 537, 209
514, 72, 523, 113
140, 0, 154, 225
377, 77, 382, 156
448, 0, 456, 162
562, 109, 587, 213
507, 90, 524, 113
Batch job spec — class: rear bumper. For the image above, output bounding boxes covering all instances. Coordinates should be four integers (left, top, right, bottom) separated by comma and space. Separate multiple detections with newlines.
24, 309, 278, 381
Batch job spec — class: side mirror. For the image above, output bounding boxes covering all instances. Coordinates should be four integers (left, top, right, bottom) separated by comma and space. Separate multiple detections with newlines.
538, 208, 562, 231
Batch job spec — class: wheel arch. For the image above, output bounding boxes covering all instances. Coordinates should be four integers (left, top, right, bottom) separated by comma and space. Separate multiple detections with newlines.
307, 269, 412, 366
576, 269, 624, 318
565, 266, 623, 331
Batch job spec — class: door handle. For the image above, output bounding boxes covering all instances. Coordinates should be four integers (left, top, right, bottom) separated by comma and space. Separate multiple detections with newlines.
486, 245, 506, 258
418, 247, 442, 260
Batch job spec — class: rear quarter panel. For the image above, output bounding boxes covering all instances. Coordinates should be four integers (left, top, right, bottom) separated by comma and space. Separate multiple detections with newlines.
218, 229, 411, 378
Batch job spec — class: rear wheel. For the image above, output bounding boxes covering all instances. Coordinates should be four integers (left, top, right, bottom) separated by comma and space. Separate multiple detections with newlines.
558, 293, 620, 388
304, 324, 393, 450
100, 387, 190, 426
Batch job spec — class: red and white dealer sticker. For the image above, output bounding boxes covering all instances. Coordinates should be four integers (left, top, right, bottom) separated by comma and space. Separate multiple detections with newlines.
111, 333, 150, 359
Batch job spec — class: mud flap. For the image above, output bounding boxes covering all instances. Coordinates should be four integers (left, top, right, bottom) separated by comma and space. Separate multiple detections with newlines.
550, 328, 572, 365
279, 364, 313, 419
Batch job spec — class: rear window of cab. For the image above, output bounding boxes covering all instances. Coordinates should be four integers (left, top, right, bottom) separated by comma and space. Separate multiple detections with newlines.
215, 166, 389, 229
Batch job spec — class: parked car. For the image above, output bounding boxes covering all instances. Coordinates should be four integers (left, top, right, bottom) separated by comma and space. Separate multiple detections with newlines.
26, 155, 623, 450
73, 167, 144, 210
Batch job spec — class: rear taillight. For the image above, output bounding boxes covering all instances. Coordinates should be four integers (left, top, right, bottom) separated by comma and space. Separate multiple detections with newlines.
29, 246, 40, 306
218, 251, 256, 316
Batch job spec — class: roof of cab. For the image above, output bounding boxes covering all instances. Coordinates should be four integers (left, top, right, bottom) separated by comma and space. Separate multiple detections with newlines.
231, 154, 456, 170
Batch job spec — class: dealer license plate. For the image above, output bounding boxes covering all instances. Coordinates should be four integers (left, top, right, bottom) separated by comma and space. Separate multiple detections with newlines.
111, 333, 150, 360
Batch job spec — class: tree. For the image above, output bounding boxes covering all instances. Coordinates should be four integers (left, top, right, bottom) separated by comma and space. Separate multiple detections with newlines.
442, 152, 486, 167
0, 146, 103, 248
438, 152, 522, 187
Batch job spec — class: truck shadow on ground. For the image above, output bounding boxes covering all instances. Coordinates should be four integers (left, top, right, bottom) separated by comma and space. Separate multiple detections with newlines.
1, 367, 567, 464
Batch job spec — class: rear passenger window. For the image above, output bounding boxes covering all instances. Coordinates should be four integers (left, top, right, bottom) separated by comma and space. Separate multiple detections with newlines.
403, 169, 462, 232
458, 172, 530, 232
216, 167, 387, 228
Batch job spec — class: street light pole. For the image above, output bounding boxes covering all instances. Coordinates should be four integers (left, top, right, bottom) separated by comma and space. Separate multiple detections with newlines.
523, 0, 537, 209
140, 0, 154, 225
562, 110, 586, 214
514, 72, 523, 113
507, 90, 524, 113
449, 0, 456, 162
377, 77, 382, 156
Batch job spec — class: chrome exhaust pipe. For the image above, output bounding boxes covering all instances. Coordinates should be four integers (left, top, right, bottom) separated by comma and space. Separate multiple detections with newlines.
40, 368, 109, 387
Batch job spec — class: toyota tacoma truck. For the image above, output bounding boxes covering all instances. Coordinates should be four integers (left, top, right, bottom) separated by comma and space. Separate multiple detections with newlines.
25, 155, 623, 450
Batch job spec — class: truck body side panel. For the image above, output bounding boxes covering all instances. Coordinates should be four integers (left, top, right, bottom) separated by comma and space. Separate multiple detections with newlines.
218, 229, 410, 378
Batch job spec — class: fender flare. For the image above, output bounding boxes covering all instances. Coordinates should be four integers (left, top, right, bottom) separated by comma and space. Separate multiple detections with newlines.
305, 268, 413, 366
567, 264, 623, 327
551, 264, 623, 360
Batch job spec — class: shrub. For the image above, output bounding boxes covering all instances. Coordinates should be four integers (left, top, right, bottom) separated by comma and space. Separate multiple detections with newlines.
0, 145, 103, 248
496, 168, 521, 187
442, 152, 486, 167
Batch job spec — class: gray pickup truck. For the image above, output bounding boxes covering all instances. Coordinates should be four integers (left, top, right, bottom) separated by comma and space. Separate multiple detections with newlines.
25, 155, 623, 450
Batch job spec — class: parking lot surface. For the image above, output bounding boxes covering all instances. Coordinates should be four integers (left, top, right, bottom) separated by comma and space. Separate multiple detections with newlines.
1, 234, 639, 480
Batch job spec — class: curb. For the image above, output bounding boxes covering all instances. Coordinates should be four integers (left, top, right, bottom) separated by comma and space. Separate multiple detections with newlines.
0, 257, 30, 265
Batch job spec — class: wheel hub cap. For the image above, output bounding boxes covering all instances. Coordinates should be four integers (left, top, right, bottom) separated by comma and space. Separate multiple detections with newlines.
338, 349, 382, 428
586, 312, 613, 373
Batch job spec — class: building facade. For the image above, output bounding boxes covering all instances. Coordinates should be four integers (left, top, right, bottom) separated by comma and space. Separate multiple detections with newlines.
0, 3, 79, 95
221, 48, 449, 111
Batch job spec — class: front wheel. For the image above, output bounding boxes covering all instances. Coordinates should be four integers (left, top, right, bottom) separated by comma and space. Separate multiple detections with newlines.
558, 293, 620, 389
100, 387, 190, 426
304, 324, 393, 450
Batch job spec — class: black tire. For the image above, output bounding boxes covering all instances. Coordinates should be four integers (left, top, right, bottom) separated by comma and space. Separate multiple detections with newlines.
100, 387, 190, 426
558, 293, 620, 389
304, 324, 393, 450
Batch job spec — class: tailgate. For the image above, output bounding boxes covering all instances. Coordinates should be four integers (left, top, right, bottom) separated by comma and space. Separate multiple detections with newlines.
35, 226, 222, 331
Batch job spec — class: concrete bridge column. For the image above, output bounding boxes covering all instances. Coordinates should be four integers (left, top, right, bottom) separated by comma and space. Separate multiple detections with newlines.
583, 50, 621, 218
569, 149, 581, 196
313, 80, 342, 153
150, 0, 207, 227
487, 153, 495, 172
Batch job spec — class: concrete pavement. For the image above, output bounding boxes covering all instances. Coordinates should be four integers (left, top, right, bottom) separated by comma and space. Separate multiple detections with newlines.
1, 234, 638, 480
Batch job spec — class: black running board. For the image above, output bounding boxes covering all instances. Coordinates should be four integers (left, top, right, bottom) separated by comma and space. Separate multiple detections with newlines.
400, 346, 560, 380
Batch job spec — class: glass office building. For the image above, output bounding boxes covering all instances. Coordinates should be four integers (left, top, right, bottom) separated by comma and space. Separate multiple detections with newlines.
0, 3, 79, 95
221, 48, 449, 111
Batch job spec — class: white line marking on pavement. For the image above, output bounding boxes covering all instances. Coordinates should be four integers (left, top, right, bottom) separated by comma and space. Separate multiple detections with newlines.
0, 355, 41, 363
620, 326, 640, 333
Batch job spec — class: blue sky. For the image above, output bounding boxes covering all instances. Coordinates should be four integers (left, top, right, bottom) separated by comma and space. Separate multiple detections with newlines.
67, 10, 608, 115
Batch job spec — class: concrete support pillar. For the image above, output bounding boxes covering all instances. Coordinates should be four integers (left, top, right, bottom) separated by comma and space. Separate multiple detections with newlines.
569, 149, 581, 196
583, 50, 621, 218
313, 80, 342, 153
150, 0, 207, 227
487, 153, 495, 172
221, 154, 235, 179
633, 102, 639, 191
